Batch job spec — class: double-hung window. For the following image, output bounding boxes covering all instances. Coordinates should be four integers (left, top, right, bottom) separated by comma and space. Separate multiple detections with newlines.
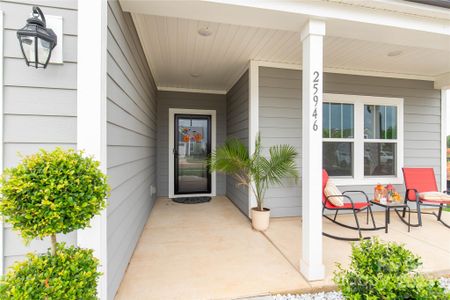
323, 94, 403, 185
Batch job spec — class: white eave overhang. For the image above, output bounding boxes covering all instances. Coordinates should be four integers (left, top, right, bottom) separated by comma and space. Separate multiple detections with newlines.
120, 0, 450, 90
121, 0, 450, 34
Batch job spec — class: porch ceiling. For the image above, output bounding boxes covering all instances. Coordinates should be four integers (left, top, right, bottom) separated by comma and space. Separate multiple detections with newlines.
121, 0, 450, 93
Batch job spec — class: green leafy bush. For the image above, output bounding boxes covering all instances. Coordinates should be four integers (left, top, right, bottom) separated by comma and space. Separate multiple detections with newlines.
0, 148, 109, 241
334, 238, 449, 299
0, 244, 100, 300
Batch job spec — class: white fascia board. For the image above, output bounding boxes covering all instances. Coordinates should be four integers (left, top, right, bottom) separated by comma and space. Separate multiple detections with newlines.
157, 86, 226, 95
251, 60, 436, 82
336, 0, 450, 20
205, 0, 450, 35
120, 0, 450, 35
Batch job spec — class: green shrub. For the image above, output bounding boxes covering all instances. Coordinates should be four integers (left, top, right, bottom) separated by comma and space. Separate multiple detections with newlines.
0, 244, 100, 300
334, 238, 449, 299
347, 237, 421, 276
0, 148, 109, 241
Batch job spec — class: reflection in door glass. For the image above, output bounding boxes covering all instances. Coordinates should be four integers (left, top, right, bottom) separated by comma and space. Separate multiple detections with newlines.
175, 115, 211, 194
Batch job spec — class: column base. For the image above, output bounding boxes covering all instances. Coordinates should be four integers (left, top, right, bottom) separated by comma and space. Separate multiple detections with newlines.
300, 259, 325, 281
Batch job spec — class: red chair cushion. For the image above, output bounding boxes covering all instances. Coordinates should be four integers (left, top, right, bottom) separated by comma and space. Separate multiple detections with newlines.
324, 201, 369, 210
402, 168, 438, 201
322, 169, 369, 210
322, 169, 329, 204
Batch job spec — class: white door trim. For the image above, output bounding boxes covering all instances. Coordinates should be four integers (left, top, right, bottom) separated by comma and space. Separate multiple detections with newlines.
168, 108, 217, 198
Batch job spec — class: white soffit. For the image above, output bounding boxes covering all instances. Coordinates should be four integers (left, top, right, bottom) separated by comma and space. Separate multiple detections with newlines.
130, 13, 450, 92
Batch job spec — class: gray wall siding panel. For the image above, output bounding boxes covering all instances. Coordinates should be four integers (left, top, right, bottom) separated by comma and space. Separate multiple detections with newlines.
4, 59, 77, 89
4, 87, 76, 116
226, 71, 249, 215
106, 1, 157, 298
259, 67, 441, 217
156, 91, 227, 197
259, 67, 302, 217
0, 1, 78, 271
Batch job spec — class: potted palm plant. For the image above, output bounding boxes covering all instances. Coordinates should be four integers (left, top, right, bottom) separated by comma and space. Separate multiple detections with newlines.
209, 135, 299, 231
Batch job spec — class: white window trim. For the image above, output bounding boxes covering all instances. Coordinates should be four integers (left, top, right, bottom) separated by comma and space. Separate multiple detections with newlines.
324, 93, 404, 186
168, 108, 217, 198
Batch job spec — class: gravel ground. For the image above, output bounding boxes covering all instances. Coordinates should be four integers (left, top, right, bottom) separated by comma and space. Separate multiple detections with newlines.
268, 277, 450, 300
441, 277, 450, 292
272, 291, 343, 300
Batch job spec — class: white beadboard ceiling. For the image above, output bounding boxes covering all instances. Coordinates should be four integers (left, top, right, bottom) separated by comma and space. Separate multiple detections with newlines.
131, 13, 450, 92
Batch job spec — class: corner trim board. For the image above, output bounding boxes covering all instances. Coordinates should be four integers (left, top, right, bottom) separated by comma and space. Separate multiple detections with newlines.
441, 89, 448, 191
77, 1, 108, 299
0, 10, 4, 275
248, 60, 259, 214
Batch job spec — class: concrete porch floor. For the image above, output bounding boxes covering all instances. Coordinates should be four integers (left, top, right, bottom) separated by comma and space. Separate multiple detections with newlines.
115, 197, 450, 300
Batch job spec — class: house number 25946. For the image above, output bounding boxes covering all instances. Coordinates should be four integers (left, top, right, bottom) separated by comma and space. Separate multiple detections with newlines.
312, 71, 320, 131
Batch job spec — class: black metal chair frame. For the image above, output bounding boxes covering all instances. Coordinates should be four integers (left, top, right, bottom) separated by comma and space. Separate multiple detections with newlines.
322, 190, 379, 241
396, 189, 450, 229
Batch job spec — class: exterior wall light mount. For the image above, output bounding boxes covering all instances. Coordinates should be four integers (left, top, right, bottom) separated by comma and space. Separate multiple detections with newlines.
16, 6, 57, 69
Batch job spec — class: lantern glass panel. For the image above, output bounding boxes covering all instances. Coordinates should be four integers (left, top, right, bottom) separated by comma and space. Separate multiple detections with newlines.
38, 38, 51, 65
19, 36, 35, 64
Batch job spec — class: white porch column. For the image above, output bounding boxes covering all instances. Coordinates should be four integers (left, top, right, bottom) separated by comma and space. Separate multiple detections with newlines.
77, 0, 108, 299
300, 19, 326, 281
441, 89, 448, 191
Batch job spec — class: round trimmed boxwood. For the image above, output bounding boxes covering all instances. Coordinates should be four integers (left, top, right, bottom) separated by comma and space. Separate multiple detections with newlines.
0, 244, 100, 300
0, 148, 109, 254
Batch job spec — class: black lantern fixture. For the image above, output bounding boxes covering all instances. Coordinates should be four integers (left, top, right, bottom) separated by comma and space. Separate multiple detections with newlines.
16, 6, 57, 69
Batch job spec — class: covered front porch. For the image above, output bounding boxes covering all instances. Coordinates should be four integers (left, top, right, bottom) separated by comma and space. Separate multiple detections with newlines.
92, 1, 450, 298
115, 197, 450, 299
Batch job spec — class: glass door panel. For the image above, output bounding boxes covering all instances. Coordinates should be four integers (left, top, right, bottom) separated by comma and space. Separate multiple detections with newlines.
174, 115, 211, 194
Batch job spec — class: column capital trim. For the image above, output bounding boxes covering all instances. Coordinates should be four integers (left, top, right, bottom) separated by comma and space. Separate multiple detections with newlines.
301, 19, 326, 41
435, 72, 450, 89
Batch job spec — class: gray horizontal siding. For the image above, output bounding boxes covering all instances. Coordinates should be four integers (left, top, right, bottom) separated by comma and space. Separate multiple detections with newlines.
156, 91, 227, 197
259, 68, 302, 217
0, 0, 78, 273
226, 71, 250, 216
106, 1, 157, 299
259, 67, 442, 217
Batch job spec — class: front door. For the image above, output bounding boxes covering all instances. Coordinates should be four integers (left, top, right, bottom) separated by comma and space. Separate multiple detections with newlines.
174, 114, 211, 195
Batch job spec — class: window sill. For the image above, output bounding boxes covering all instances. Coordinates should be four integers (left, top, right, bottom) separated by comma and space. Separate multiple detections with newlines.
331, 177, 403, 186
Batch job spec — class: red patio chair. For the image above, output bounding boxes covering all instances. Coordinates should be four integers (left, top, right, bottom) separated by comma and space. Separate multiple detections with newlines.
322, 169, 378, 241
400, 168, 450, 228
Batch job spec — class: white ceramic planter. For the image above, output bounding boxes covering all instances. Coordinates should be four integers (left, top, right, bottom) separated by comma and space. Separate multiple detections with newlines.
251, 207, 271, 231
